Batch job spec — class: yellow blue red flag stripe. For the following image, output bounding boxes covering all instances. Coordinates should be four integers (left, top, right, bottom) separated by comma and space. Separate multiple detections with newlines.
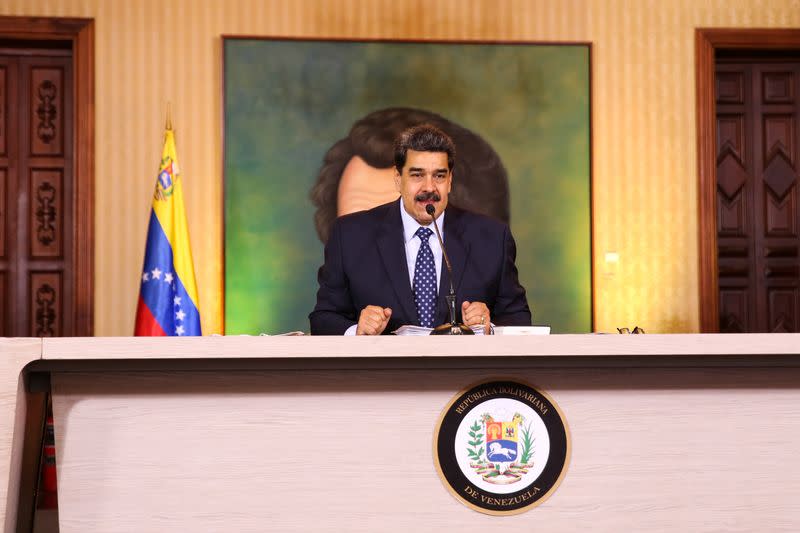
135, 128, 201, 336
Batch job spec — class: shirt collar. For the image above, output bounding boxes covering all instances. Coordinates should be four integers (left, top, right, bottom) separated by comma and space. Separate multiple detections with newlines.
399, 198, 445, 244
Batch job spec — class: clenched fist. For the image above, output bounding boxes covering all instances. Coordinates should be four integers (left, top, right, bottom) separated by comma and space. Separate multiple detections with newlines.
356, 305, 392, 335
462, 300, 490, 334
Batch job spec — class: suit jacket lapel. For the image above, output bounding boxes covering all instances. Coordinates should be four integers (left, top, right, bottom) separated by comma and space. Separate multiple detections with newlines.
377, 202, 417, 323
436, 206, 469, 325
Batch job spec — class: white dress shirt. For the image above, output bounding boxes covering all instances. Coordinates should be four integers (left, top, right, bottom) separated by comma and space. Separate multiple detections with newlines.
344, 201, 444, 335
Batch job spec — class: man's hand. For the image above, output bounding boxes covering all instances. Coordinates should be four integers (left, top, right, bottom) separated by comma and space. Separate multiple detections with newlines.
462, 301, 491, 334
356, 305, 392, 335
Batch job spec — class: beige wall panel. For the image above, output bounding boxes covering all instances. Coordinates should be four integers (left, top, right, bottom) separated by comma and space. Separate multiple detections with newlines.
52, 367, 800, 532
0, 338, 41, 533
2, 0, 800, 334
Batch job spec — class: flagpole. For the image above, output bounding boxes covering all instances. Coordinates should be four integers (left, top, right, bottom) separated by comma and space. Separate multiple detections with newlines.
136, 101, 202, 336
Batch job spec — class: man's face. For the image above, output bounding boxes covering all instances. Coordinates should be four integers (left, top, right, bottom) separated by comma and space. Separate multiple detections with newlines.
394, 150, 452, 225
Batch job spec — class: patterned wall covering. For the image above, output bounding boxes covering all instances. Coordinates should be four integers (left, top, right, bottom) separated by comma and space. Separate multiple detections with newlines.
2, 0, 799, 335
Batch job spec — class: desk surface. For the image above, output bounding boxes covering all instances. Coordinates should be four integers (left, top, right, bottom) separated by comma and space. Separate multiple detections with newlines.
33, 332, 800, 361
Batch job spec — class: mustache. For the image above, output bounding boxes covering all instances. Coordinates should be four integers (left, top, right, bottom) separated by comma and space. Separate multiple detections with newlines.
415, 191, 441, 202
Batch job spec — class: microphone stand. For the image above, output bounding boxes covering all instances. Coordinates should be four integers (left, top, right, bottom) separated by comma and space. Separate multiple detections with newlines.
426, 204, 474, 335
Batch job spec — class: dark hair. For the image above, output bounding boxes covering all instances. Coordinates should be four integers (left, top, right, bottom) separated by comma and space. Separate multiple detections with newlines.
394, 124, 456, 172
310, 107, 510, 243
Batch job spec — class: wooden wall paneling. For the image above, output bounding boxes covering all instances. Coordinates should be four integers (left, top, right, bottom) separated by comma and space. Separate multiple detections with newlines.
0, 272, 5, 335
762, 113, 796, 238
0, 59, 4, 272
0, 59, 12, 337
719, 290, 749, 332
0, 169, 5, 260
714, 60, 800, 332
696, 29, 720, 332
0, 63, 6, 157
762, 71, 794, 103
23, 56, 72, 337
756, 64, 800, 332
717, 70, 744, 103
697, 29, 800, 332
716, 113, 748, 235
72, 19, 93, 336
0, 17, 93, 336
716, 64, 754, 332
15, 53, 31, 336
29, 271, 62, 337
29, 168, 62, 258
29, 65, 64, 157
768, 288, 798, 331
0, 57, 14, 266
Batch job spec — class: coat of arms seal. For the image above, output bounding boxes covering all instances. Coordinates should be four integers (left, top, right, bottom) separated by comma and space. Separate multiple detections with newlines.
433, 379, 570, 515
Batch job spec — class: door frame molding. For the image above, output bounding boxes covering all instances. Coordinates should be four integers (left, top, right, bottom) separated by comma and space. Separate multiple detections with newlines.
0, 16, 94, 335
696, 28, 800, 332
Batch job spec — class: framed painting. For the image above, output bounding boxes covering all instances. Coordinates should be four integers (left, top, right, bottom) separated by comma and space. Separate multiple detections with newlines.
223, 37, 592, 334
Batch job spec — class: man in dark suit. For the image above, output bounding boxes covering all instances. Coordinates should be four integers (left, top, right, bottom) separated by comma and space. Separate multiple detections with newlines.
309, 124, 531, 335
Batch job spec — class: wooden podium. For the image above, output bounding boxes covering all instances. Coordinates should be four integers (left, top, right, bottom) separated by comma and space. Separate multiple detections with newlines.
2, 334, 800, 532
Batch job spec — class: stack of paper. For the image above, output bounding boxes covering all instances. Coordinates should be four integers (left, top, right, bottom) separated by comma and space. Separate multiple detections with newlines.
392, 325, 486, 336
493, 326, 550, 335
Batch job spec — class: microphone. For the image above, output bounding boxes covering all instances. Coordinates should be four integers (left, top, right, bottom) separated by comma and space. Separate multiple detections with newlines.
426, 204, 455, 297
425, 204, 474, 335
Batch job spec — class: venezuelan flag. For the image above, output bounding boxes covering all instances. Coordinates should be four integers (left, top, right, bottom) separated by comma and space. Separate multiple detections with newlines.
134, 126, 202, 336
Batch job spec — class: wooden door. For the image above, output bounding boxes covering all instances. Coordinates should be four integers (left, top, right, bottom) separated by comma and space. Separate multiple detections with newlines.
716, 56, 800, 332
0, 48, 76, 336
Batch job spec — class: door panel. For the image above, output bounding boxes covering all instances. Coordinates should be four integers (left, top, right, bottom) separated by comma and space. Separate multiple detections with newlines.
0, 51, 75, 336
716, 59, 800, 332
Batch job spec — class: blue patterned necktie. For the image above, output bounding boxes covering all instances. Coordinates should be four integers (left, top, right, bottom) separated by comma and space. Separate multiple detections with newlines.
413, 227, 437, 328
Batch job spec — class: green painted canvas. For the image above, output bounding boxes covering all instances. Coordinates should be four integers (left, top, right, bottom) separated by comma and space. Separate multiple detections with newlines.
224, 39, 591, 334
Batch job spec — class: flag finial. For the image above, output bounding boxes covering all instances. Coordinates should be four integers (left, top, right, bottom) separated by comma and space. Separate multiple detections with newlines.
165, 102, 172, 130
